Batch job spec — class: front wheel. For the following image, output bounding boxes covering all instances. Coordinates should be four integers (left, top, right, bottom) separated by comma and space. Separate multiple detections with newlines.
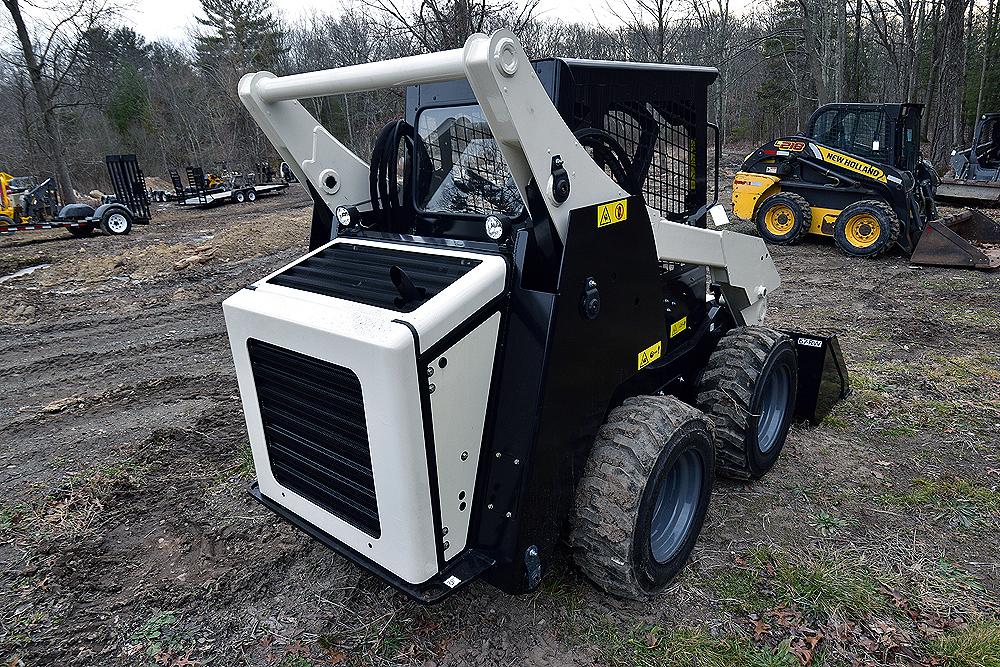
834, 200, 900, 257
570, 395, 715, 599
246, 189, 257, 202
696, 327, 798, 480
234, 190, 246, 203
100, 208, 132, 235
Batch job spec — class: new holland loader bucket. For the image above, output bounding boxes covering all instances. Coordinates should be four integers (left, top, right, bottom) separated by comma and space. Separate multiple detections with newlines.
910, 210, 1000, 270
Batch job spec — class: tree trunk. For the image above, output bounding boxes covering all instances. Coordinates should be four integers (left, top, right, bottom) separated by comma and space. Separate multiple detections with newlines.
975, 0, 998, 121
853, 0, 863, 98
835, 0, 847, 101
2, 0, 77, 204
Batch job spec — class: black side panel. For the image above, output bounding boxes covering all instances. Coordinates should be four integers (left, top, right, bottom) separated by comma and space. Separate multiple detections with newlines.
247, 339, 381, 537
308, 182, 334, 251
105, 155, 151, 223
475, 196, 667, 593
269, 243, 480, 312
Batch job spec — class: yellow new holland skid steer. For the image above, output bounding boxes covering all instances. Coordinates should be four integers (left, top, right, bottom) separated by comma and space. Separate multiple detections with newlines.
732, 103, 1000, 269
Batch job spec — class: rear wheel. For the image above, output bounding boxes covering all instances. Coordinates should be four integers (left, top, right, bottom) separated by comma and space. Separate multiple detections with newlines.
234, 190, 246, 203
570, 395, 715, 599
100, 208, 132, 235
246, 189, 257, 202
833, 200, 900, 257
696, 327, 797, 480
755, 193, 811, 244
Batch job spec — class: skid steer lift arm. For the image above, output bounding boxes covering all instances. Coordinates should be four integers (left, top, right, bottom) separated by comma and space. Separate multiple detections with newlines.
238, 31, 778, 325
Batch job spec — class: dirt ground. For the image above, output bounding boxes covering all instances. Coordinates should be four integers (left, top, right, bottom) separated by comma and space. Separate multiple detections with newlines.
2, 161, 999, 667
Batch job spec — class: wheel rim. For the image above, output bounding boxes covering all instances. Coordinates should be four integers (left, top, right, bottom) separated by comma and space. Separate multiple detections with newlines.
649, 448, 704, 564
757, 363, 792, 453
843, 213, 880, 248
764, 204, 796, 236
107, 213, 128, 233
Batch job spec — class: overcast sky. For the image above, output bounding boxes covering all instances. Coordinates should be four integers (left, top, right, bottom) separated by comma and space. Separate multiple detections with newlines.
126, 0, 613, 43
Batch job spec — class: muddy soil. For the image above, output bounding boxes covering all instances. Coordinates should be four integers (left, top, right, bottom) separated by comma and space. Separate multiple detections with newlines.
2, 164, 999, 667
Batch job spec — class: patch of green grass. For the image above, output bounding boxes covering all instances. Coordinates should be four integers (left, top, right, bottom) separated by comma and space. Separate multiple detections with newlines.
771, 555, 884, 617
884, 477, 1000, 529
929, 620, 1000, 667
0, 504, 25, 536
810, 511, 846, 537
279, 655, 313, 667
709, 547, 889, 619
711, 568, 769, 613
886, 477, 1000, 509
237, 441, 256, 479
943, 307, 1000, 329
576, 622, 797, 667
130, 610, 179, 656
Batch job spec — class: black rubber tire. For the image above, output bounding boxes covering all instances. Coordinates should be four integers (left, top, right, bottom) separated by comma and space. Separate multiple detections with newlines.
67, 224, 95, 237
833, 199, 900, 257
754, 192, 811, 245
570, 395, 715, 599
234, 190, 246, 203
99, 208, 132, 235
696, 327, 798, 481
246, 189, 257, 202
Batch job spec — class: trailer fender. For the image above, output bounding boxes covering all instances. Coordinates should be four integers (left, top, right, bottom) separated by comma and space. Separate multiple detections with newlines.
58, 203, 96, 220
91, 202, 131, 222
732, 173, 780, 221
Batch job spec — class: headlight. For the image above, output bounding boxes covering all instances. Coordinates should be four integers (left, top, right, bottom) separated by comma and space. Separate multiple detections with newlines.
335, 205, 356, 227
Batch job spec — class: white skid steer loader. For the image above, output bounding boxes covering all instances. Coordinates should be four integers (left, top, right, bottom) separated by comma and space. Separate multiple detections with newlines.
224, 31, 849, 601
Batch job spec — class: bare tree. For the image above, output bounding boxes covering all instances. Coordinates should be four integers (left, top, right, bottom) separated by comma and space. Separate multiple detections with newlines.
0, 0, 112, 203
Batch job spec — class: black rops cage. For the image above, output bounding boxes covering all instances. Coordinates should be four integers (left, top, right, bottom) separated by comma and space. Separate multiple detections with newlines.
405, 58, 719, 228
106, 154, 151, 224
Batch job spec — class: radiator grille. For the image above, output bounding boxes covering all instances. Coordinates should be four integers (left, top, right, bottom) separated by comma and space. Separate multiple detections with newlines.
269, 243, 480, 312
248, 339, 380, 537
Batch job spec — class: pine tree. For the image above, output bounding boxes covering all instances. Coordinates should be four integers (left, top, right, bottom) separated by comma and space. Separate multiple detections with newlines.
194, 0, 283, 74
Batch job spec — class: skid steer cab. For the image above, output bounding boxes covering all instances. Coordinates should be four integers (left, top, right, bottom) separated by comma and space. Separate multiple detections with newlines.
733, 103, 1000, 269
224, 32, 849, 602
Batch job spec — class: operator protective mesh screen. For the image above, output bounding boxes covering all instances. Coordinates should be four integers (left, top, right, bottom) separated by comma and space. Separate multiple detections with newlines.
601, 101, 699, 223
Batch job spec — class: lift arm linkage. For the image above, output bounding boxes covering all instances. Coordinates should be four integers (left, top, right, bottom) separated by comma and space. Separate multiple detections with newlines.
238, 30, 779, 325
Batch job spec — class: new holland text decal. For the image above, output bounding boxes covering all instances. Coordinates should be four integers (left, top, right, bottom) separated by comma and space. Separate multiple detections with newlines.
816, 146, 888, 183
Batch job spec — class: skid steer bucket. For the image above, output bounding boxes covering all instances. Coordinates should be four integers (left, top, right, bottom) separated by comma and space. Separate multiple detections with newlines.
784, 332, 851, 425
910, 210, 1000, 270
936, 179, 1000, 207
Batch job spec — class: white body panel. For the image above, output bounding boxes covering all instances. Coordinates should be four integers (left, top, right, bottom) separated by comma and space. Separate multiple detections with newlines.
224, 239, 505, 584
428, 312, 502, 560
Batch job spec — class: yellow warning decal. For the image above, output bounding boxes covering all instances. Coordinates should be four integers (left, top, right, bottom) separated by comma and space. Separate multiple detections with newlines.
817, 146, 887, 183
638, 341, 662, 370
670, 316, 688, 338
597, 199, 628, 228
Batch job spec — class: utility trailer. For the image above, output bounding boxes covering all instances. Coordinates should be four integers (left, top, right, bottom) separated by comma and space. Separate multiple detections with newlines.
224, 32, 849, 602
173, 165, 288, 208
1, 155, 149, 237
